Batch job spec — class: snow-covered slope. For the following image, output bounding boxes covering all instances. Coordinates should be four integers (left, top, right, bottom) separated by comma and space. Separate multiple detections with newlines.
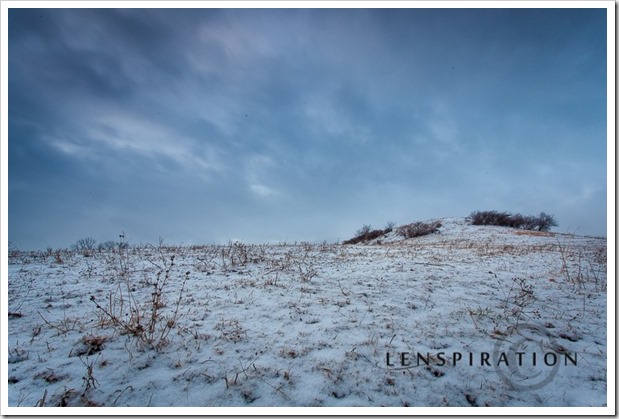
5, 218, 608, 410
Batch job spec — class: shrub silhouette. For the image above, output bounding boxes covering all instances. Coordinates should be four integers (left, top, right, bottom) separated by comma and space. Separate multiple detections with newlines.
343, 227, 389, 245
356, 225, 372, 237
73, 237, 97, 257
397, 220, 442, 238
469, 210, 557, 232
535, 212, 558, 232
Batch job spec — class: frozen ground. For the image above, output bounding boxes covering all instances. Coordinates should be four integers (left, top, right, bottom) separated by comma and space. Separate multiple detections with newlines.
5, 218, 608, 409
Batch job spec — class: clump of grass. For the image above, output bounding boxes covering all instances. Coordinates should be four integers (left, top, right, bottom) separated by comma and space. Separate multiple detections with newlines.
556, 239, 606, 292
54, 250, 64, 264
79, 355, 100, 395
71, 335, 108, 357
215, 318, 247, 343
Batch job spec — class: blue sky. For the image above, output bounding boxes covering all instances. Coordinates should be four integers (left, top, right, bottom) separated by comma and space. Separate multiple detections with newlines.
7, 6, 608, 249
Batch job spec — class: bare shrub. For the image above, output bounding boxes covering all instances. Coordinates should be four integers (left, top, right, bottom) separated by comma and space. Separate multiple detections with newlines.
397, 221, 442, 239
509, 214, 537, 230
54, 250, 64, 264
343, 226, 389, 245
535, 212, 558, 232
469, 211, 511, 226
97, 241, 118, 252
356, 225, 372, 237
90, 250, 189, 351
469, 210, 558, 232
73, 237, 97, 257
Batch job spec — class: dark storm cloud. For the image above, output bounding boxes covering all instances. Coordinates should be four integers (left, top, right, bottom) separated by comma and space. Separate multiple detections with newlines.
7, 6, 608, 249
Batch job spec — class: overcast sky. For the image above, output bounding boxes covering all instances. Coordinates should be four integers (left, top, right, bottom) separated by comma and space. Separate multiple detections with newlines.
8, 6, 608, 249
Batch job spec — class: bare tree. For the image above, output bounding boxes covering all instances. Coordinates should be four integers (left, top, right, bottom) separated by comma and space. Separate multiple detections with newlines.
73, 237, 97, 256
535, 212, 558, 232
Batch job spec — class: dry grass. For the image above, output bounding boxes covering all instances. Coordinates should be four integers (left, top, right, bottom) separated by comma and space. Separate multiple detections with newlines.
8, 222, 606, 407
90, 247, 189, 351
513, 230, 554, 237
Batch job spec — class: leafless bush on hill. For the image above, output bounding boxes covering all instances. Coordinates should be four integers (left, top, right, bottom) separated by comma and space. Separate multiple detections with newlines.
397, 220, 442, 239
73, 237, 97, 257
343, 227, 389, 245
469, 210, 557, 232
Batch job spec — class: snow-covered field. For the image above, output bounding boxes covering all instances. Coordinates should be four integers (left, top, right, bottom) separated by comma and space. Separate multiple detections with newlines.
4, 218, 608, 411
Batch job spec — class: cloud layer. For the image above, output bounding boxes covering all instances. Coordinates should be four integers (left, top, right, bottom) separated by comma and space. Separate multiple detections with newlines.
8, 7, 608, 249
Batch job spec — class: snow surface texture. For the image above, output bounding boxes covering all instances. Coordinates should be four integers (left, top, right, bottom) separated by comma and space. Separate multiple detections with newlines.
7, 218, 607, 408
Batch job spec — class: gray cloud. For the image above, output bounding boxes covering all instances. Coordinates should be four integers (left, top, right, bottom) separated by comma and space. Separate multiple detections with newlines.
8, 7, 608, 249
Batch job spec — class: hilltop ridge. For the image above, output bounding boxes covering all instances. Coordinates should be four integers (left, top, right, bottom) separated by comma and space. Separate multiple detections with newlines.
348, 216, 603, 247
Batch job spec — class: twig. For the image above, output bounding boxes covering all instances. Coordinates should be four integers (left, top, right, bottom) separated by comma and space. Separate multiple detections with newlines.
257, 376, 290, 400
337, 280, 350, 296
112, 385, 133, 406
410, 261, 456, 269
35, 389, 48, 407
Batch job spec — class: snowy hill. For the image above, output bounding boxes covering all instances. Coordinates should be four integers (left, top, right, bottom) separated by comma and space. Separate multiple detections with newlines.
6, 217, 607, 410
